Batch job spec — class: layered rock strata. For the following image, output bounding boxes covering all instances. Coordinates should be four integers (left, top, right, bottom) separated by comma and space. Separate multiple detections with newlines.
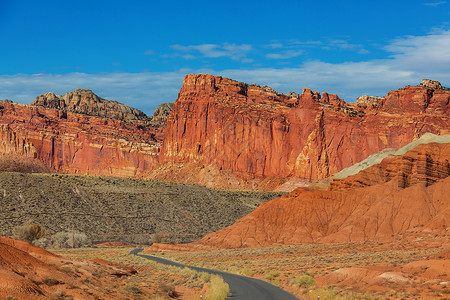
0, 101, 161, 176
32, 89, 149, 121
193, 141, 450, 248
161, 74, 450, 181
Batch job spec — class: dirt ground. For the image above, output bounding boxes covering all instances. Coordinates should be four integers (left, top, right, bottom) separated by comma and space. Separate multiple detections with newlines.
146, 230, 450, 299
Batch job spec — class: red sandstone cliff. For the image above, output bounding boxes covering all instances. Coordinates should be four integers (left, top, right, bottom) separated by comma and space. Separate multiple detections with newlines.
193, 141, 450, 248
1, 76, 449, 183
161, 75, 450, 182
0, 100, 162, 176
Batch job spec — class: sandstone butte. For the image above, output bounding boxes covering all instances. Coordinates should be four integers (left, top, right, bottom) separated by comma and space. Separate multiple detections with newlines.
191, 137, 450, 248
1, 76, 449, 184
0, 90, 169, 177
161, 75, 450, 182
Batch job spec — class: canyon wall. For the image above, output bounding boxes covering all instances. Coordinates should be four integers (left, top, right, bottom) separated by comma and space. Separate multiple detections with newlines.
161, 75, 450, 181
0, 100, 162, 176
1, 76, 449, 182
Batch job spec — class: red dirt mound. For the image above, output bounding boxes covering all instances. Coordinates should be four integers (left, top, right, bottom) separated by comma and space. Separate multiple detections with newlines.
0, 238, 70, 299
194, 143, 450, 248
0, 237, 138, 299
0, 236, 57, 260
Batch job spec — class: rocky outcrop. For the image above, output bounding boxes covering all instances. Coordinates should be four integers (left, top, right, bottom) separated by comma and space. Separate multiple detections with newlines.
32, 89, 149, 121
0, 101, 162, 176
2, 75, 449, 185
329, 140, 450, 191
379, 83, 450, 115
150, 102, 174, 126
161, 74, 450, 181
420, 79, 444, 89
356, 95, 384, 109
193, 140, 450, 248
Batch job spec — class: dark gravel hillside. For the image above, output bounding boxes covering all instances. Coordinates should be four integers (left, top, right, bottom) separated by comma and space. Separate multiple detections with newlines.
0, 172, 284, 244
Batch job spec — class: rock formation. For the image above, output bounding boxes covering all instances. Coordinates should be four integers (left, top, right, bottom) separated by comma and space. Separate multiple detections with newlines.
356, 95, 384, 109
150, 102, 174, 127
193, 138, 450, 248
0, 101, 162, 176
161, 74, 450, 181
1, 75, 449, 185
32, 89, 149, 121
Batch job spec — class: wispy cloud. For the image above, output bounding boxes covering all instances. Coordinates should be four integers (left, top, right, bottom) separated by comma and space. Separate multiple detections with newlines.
266, 50, 303, 59
424, 1, 447, 6
0, 72, 187, 115
171, 43, 252, 61
2, 30, 450, 113
266, 38, 368, 55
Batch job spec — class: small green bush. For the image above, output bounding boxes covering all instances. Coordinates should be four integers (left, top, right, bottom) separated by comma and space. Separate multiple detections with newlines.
123, 285, 143, 295
289, 274, 316, 288
205, 275, 229, 300
264, 270, 280, 281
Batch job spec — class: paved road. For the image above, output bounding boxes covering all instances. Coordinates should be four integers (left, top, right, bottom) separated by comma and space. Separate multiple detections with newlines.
131, 249, 298, 300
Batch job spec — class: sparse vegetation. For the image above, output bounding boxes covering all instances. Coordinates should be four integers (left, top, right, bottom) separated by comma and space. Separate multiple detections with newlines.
149, 239, 446, 299
289, 274, 316, 288
53, 247, 230, 299
264, 270, 280, 281
33, 231, 90, 248
123, 284, 143, 295
205, 275, 229, 300
13, 223, 45, 242
0, 172, 283, 244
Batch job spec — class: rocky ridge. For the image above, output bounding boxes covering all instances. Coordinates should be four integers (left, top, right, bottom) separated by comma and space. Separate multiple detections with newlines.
32, 89, 149, 121
192, 137, 450, 248
161, 74, 450, 182
1, 75, 449, 186
0, 101, 162, 176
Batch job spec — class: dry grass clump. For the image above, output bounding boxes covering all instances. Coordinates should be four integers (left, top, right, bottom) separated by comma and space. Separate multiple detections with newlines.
289, 274, 316, 288
204, 275, 229, 300
52, 247, 228, 299
150, 239, 446, 299
0, 153, 52, 173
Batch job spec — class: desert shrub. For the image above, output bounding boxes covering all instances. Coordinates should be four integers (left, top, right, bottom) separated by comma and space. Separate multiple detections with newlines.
158, 282, 178, 298
0, 153, 52, 173
199, 271, 211, 283
51, 231, 90, 248
43, 277, 62, 286
49, 290, 73, 300
123, 285, 143, 295
151, 233, 163, 243
6, 296, 17, 300
33, 237, 51, 248
13, 223, 45, 242
289, 274, 316, 288
307, 287, 338, 300
205, 275, 229, 300
264, 270, 280, 281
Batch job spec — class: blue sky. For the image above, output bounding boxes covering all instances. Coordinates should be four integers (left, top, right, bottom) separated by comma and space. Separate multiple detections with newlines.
1, 0, 450, 114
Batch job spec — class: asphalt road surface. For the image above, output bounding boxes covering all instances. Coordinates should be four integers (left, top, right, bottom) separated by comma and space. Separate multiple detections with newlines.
131, 249, 298, 300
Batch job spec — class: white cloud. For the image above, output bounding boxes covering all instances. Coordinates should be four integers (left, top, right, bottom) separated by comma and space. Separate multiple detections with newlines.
2, 30, 450, 112
266, 50, 303, 59
0, 72, 187, 115
424, 1, 447, 6
171, 43, 252, 60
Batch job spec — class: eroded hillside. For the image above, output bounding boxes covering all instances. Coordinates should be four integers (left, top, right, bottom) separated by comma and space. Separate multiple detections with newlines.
0, 173, 283, 243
